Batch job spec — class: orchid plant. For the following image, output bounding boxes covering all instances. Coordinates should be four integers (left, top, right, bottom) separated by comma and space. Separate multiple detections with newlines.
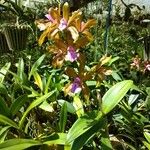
37, 2, 112, 99
130, 55, 150, 73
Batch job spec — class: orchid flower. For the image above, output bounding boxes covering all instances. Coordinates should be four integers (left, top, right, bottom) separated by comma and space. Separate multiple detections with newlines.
143, 61, 150, 72
130, 55, 141, 70
91, 55, 112, 82
65, 46, 79, 62
48, 38, 78, 67
48, 33, 87, 67
38, 2, 83, 45
64, 60, 93, 99
74, 16, 97, 41
71, 77, 82, 93
58, 18, 68, 31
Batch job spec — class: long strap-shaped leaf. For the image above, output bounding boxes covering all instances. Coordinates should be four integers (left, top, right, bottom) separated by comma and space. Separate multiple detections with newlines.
0, 115, 18, 129
101, 80, 133, 115
43, 133, 67, 145
10, 95, 29, 116
71, 116, 106, 150
28, 54, 45, 80
0, 63, 11, 83
19, 90, 56, 129
0, 139, 41, 150
66, 112, 103, 144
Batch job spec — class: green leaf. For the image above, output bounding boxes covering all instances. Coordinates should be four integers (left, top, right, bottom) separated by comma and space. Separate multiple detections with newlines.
43, 133, 67, 145
39, 101, 54, 112
17, 58, 24, 83
0, 84, 8, 96
29, 54, 45, 80
6, 70, 20, 84
145, 95, 150, 109
59, 102, 67, 132
101, 120, 113, 150
128, 94, 139, 105
10, 95, 29, 116
123, 142, 136, 150
142, 141, 150, 149
66, 112, 102, 144
73, 96, 84, 118
0, 126, 10, 137
44, 74, 53, 94
111, 71, 122, 81
144, 131, 150, 143
0, 63, 11, 83
86, 81, 96, 86
102, 80, 133, 114
71, 116, 105, 150
0, 115, 18, 129
146, 87, 150, 96
19, 90, 56, 129
0, 126, 10, 143
0, 97, 10, 117
58, 100, 75, 114
0, 130, 9, 144
0, 4, 17, 15
0, 139, 41, 150
131, 84, 144, 94
22, 85, 40, 97
7, 0, 24, 15
108, 56, 119, 66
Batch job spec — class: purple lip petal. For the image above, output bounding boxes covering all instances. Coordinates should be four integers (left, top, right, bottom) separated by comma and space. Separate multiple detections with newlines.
58, 18, 67, 31
65, 46, 78, 62
71, 77, 81, 94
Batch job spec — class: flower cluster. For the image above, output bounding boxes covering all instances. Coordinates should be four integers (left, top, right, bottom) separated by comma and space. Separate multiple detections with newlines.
37, 3, 112, 99
36, 2, 96, 68
130, 55, 150, 73
63, 55, 112, 99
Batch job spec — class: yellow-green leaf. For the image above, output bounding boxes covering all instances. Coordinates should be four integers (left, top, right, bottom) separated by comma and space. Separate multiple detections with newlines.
144, 131, 150, 143
33, 72, 43, 91
102, 80, 133, 115
0, 139, 41, 150
73, 96, 84, 118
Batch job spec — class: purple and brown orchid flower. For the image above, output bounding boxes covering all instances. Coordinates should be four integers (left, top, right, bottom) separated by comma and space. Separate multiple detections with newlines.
37, 2, 83, 45
74, 16, 96, 41
47, 32, 90, 68
63, 55, 113, 99
91, 55, 112, 82
37, 2, 96, 46
64, 54, 93, 99
64, 68, 92, 100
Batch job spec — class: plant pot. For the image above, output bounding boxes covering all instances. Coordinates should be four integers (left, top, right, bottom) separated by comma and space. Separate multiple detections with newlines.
0, 30, 9, 54
4, 25, 29, 51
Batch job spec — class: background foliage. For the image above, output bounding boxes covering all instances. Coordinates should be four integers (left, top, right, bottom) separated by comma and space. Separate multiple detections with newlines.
0, 0, 150, 149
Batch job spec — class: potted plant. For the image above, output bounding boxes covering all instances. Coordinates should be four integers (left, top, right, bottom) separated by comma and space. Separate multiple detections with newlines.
3, 24, 29, 51
0, 0, 32, 51
0, 28, 9, 54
